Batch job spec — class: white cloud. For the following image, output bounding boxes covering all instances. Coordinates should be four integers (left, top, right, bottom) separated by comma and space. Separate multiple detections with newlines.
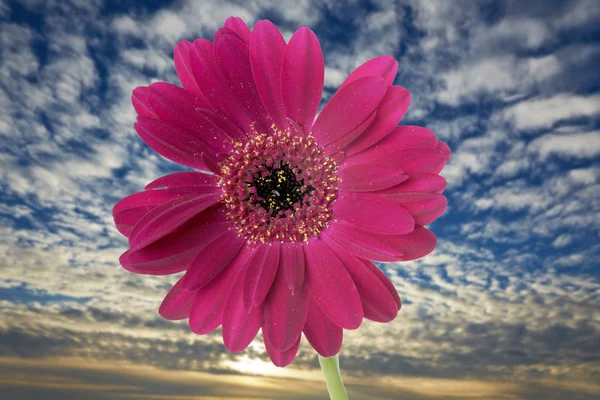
553, 234, 573, 248
504, 94, 600, 131
528, 131, 600, 160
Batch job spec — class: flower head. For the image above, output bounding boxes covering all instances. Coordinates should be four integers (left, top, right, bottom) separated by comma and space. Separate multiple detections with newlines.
114, 17, 450, 367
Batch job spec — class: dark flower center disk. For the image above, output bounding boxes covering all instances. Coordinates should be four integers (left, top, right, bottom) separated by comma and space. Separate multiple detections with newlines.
250, 163, 312, 213
219, 130, 338, 243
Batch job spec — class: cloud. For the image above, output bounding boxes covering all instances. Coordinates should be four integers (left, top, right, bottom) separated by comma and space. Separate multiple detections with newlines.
503, 94, 600, 131
528, 131, 600, 160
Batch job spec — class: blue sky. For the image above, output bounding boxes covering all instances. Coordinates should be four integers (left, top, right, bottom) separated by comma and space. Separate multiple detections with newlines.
1, 0, 599, 399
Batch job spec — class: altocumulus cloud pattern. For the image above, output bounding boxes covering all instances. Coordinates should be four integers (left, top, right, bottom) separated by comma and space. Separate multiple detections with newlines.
0, 1, 599, 400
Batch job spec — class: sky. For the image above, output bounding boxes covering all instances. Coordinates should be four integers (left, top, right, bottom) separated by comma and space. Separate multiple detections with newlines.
1, 0, 599, 399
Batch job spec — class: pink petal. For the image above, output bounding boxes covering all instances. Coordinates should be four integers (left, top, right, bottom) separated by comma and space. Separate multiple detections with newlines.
344, 125, 438, 166
382, 226, 437, 261
381, 192, 448, 225
250, 20, 288, 131
131, 87, 156, 118
147, 83, 234, 154
338, 163, 407, 192
342, 86, 411, 156
322, 111, 377, 156
113, 188, 199, 237
333, 192, 414, 235
196, 108, 247, 142
263, 332, 301, 367
375, 172, 447, 194
174, 40, 204, 97
145, 172, 220, 190
159, 277, 196, 320
189, 244, 254, 334
303, 292, 343, 357
312, 77, 387, 146
127, 215, 231, 275
437, 140, 452, 162
303, 239, 363, 329
263, 266, 308, 351
182, 230, 246, 290
223, 16, 251, 44
360, 259, 401, 309
243, 242, 280, 311
394, 148, 447, 173
325, 240, 398, 323
222, 271, 263, 352
282, 27, 324, 129
147, 81, 210, 114
189, 38, 254, 133
135, 117, 219, 170
320, 222, 402, 262
214, 28, 271, 131
128, 192, 222, 251
340, 55, 398, 89
280, 241, 305, 294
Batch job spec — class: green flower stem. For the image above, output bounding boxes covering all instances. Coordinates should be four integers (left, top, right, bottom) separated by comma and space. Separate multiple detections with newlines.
318, 354, 349, 400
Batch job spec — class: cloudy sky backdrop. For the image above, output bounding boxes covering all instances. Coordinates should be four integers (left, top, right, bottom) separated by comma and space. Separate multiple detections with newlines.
1, 0, 599, 399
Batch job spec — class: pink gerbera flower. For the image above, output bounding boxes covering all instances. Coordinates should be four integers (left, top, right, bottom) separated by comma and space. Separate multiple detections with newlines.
113, 17, 450, 367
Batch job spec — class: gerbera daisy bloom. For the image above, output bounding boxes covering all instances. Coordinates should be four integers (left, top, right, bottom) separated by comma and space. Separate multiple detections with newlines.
113, 17, 450, 368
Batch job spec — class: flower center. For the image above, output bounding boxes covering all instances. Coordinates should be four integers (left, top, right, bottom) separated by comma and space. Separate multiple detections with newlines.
219, 128, 338, 243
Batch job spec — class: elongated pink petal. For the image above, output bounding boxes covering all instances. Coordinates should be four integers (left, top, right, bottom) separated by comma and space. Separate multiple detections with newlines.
320, 222, 402, 262
263, 332, 301, 367
129, 192, 222, 251
347, 148, 446, 173
196, 108, 247, 142
312, 77, 387, 146
182, 231, 246, 290
127, 219, 231, 275
381, 192, 448, 225
375, 172, 447, 194
159, 277, 196, 320
326, 240, 398, 323
145, 172, 220, 190
280, 241, 305, 294
215, 28, 271, 130
338, 163, 407, 192
333, 192, 414, 235
342, 86, 411, 156
303, 292, 343, 357
382, 226, 437, 261
174, 40, 204, 97
147, 81, 210, 116
222, 271, 263, 352
437, 140, 451, 162
263, 266, 308, 351
251, 20, 288, 131
360, 259, 401, 309
189, 38, 254, 133
394, 148, 447, 173
131, 87, 156, 118
127, 223, 231, 275
114, 207, 153, 237
113, 189, 195, 237
340, 55, 398, 89
189, 244, 254, 334
344, 125, 438, 166
322, 111, 377, 156
135, 117, 219, 170
303, 239, 363, 329
147, 84, 234, 154
282, 27, 324, 128
243, 242, 280, 311
223, 16, 251, 44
